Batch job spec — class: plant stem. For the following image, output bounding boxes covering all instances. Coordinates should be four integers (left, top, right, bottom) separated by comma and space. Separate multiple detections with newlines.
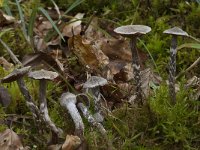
17, 78, 40, 119
169, 35, 177, 104
130, 37, 143, 105
39, 80, 62, 136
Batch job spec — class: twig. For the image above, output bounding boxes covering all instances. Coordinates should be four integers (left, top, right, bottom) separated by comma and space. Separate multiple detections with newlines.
0, 38, 22, 66
176, 56, 200, 79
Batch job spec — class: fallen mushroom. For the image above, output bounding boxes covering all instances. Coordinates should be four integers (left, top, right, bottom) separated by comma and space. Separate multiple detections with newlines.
0, 66, 41, 119
163, 27, 188, 104
114, 25, 151, 105
28, 69, 62, 136
60, 92, 84, 137
83, 76, 108, 122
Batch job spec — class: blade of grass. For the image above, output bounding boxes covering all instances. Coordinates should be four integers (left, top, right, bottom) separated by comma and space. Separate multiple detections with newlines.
28, 7, 38, 45
38, 7, 64, 41
0, 38, 22, 66
177, 43, 200, 50
3, 0, 12, 16
138, 38, 160, 75
62, 0, 84, 17
0, 28, 12, 38
15, 0, 28, 41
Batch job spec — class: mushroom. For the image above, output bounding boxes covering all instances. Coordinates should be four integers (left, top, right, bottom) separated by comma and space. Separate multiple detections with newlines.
114, 25, 151, 105
28, 69, 62, 136
0, 66, 41, 119
163, 27, 188, 104
83, 76, 107, 122
60, 92, 84, 137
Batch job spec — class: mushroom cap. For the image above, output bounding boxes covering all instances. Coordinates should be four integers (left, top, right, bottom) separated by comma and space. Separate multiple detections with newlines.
1, 66, 31, 83
83, 76, 108, 88
114, 25, 151, 37
60, 92, 77, 106
28, 69, 58, 80
163, 27, 188, 36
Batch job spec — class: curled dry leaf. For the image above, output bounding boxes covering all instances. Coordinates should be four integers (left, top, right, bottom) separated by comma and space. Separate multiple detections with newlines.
68, 35, 109, 70
0, 129, 24, 150
62, 135, 81, 150
62, 13, 84, 37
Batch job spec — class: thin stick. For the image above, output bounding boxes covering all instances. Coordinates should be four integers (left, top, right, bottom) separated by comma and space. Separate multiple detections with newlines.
0, 38, 22, 66
176, 56, 200, 79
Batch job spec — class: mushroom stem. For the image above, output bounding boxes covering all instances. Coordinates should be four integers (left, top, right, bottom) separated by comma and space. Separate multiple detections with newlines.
39, 80, 62, 135
77, 102, 113, 150
77, 102, 107, 136
60, 92, 84, 136
130, 37, 143, 105
16, 77, 41, 119
169, 35, 177, 104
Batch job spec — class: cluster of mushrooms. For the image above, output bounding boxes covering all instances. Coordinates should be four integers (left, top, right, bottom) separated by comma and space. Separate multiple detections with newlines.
0, 25, 188, 147
114, 25, 188, 105
0, 68, 109, 144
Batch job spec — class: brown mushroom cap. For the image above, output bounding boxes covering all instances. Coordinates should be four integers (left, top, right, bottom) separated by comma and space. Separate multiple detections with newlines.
83, 76, 108, 89
114, 25, 151, 37
1, 66, 31, 83
163, 27, 188, 36
28, 69, 58, 80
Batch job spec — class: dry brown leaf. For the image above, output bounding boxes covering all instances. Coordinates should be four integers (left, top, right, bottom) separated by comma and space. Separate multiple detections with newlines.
62, 13, 84, 37
141, 68, 162, 97
0, 129, 24, 150
84, 17, 105, 41
62, 135, 81, 150
68, 35, 109, 70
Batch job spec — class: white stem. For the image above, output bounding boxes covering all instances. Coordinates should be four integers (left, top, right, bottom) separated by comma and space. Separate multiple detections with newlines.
60, 92, 84, 133
77, 103, 107, 136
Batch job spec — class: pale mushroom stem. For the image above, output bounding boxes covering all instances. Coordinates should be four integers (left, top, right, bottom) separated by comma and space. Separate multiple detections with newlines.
60, 93, 84, 137
77, 102, 107, 136
17, 77, 41, 119
39, 80, 62, 135
169, 35, 177, 104
130, 37, 143, 105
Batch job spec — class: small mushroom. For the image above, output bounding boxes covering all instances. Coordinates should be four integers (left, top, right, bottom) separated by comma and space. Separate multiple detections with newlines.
60, 92, 84, 137
0, 66, 41, 119
114, 25, 151, 105
163, 27, 188, 104
28, 69, 62, 136
83, 76, 107, 122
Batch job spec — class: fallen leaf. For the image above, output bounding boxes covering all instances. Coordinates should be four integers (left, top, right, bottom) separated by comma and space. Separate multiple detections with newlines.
62, 13, 84, 37
0, 129, 24, 150
141, 68, 162, 97
68, 35, 109, 71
